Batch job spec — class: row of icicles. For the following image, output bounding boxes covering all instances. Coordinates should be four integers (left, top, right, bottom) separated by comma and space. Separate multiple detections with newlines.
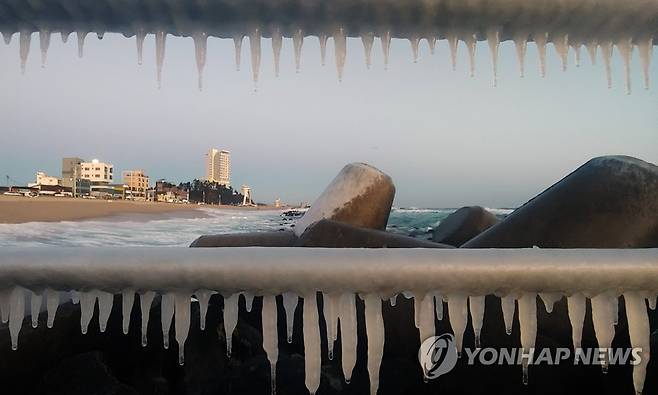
4, 29, 654, 93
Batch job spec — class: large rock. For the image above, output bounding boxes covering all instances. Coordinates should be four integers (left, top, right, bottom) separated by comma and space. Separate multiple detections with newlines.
431, 206, 499, 246
296, 219, 453, 248
464, 156, 658, 248
294, 163, 395, 236
190, 231, 296, 247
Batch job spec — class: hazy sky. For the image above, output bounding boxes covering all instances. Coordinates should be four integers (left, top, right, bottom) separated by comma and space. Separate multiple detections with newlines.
0, 33, 656, 207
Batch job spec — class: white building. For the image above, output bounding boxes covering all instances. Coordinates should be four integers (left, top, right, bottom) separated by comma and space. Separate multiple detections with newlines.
34, 172, 60, 186
80, 159, 114, 184
205, 148, 231, 186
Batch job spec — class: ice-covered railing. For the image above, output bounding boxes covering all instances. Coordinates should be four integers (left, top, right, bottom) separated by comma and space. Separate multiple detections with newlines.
1, 0, 656, 91
1, 247, 657, 394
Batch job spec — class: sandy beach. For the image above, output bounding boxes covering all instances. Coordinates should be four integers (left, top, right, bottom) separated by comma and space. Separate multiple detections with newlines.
0, 196, 280, 224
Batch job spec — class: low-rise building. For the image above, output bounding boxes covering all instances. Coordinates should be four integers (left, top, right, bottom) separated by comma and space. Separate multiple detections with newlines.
155, 180, 189, 203
80, 159, 114, 183
32, 172, 61, 187
123, 170, 150, 200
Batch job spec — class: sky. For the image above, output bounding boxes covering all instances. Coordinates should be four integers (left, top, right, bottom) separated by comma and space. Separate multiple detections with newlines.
0, 33, 656, 208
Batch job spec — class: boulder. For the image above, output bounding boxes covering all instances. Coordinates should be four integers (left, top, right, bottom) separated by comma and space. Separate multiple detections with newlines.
294, 163, 395, 236
296, 219, 453, 248
464, 156, 658, 248
431, 206, 499, 246
190, 230, 296, 247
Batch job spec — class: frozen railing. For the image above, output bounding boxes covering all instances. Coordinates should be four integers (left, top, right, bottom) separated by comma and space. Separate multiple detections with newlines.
1, 247, 657, 394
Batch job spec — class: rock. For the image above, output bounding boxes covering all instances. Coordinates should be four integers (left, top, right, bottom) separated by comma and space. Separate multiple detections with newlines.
464, 156, 658, 248
431, 206, 499, 246
190, 231, 296, 247
294, 163, 395, 236
296, 219, 453, 248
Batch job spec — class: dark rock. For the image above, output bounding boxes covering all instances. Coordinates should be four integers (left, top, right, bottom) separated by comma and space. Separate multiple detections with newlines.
464, 156, 658, 248
295, 219, 453, 248
190, 230, 296, 247
432, 206, 499, 246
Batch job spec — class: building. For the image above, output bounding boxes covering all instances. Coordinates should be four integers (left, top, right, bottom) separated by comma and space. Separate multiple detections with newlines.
205, 148, 231, 186
241, 185, 254, 206
80, 159, 114, 183
155, 180, 189, 203
122, 170, 150, 200
61, 157, 83, 188
34, 172, 60, 186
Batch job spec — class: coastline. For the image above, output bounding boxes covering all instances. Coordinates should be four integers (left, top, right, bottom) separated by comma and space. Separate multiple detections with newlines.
0, 196, 280, 224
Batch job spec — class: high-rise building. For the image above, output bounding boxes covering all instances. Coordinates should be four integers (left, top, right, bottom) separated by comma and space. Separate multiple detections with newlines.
205, 148, 231, 186
61, 157, 83, 188
123, 170, 150, 200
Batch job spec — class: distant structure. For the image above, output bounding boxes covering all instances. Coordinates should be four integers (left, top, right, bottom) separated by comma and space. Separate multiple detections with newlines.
205, 148, 231, 186
80, 159, 114, 183
275, 198, 281, 208
241, 185, 253, 206
61, 157, 83, 188
34, 172, 60, 186
122, 170, 150, 200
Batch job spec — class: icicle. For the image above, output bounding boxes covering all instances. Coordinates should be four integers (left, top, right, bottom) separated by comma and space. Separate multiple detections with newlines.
447, 294, 468, 355
282, 292, 298, 343
646, 294, 656, 310
409, 35, 420, 63
571, 42, 582, 67
591, 293, 616, 373
381, 31, 391, 70
272, 28, 282, 77
19, 30, 31, 74
79, 291, 97, 335
71, 290, 80, 304
262, 295, 279, 394
389, 294, 397, 307
535, 32, 548, 77
233, 34, 243, 71
30, 291, 42, 328
2, 31, 12, 45
122, 289, 135, 334
553, 33, 569, 71
155, 31, 167, 89
361, 32, 374, 69
339, 293, 357, 383
486, 29, 500, 86
501, 296, 515, 335
0, 290, 9, 323
39, 30, 51, 67
434, 293, 444, 320
601, 41, 613, 89
539, 293, 560, 313
319, 33, 328, 66
60, 30, 71, 43
334, 28, 347, 82
413, 293, 421, 328
638, 37, 653, 89
364, 294, 384, 395
9, 287, 25, 350
249, 29, 261, 91
464, 33, 477, 77
136, 29, 146, 65
303, 292, 321, 395
617, 37, 633, 94
174, 293, 191, 365
518, 293, 537, 385
446, 32, 458, 71
46, 289, 59, 328
293, 29, 304, 73
427, 36, 436, 55
567, 294, 586, 349
95, 291, 113, 333
418, 294, 435, 358
193, 32, 208, 91
196, 290, 213, 330
223, 293, 239, 357
323, 293, 339, 360
586, 40, 598, 65
513, 32, 528, 77
624, 291, 650, 395
242, 291, 254, 313
76, 30, 87, 58
469, 296, 485, 349
161, 293, 175, 349
139, 291, 155, 346
96, 30, 105, 40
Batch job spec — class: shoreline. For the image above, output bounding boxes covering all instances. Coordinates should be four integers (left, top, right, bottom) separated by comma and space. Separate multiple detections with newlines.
0, 196, 281, 224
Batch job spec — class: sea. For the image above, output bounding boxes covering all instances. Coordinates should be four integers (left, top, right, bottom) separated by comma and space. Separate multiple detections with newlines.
0, 207, 514, 247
